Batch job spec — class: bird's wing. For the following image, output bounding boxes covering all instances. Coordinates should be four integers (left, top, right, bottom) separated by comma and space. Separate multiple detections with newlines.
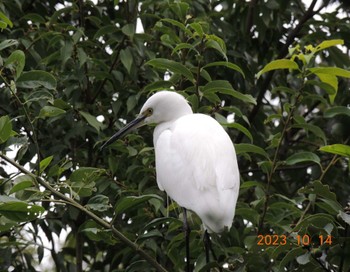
174, 114, 238, 190
154, 114, 239, 212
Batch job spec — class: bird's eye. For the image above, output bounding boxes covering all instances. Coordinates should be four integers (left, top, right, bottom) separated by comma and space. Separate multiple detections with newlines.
146, 108, 153, 116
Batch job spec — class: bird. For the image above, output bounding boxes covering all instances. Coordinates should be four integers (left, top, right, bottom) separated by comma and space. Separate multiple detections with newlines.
101, 91, 240, 271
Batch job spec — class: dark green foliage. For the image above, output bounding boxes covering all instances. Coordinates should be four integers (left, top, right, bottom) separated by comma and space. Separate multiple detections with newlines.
0, 0, 350, 271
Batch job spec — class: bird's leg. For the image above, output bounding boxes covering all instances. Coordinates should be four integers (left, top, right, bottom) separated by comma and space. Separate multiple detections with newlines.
203, 230, 218, 264
183, 208, 191, 272
204, 230, 210, 263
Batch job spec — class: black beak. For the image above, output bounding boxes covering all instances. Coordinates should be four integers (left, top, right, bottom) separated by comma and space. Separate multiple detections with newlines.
100, 115, 147, 150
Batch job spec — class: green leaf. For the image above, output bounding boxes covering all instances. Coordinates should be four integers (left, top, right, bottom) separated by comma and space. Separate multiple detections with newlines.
138, 229, 163, 240
256, 59, 300, 79
223, 123, 253, 143
49, 6, 75, 25
115, 194, 163, 214
319, 144, 350, 157
202, 80, 256, 105
295, 213, 336, 231
314, 39, 344, 53
264, 113, 282, 125
235, 143, 269, 159
4, 50, 25, 79
40, 156, 53, 174
77, 47, 88, 66
172, 43, 198, 55
205, 35, 227, 60
70, 167, 105, 183
316, 198, 342, 215
199, 68, 212, 82
0, 39, 18, 51
143, 81, 174, 92
161, 18, 190, 35
189, 22, 204, 38
0, 115, 12, 144
309, 67, 350, 78
296, 252, 311, 265
16, 70, 57, 90
80, 220, 116, 245
0, 11, 13, 29
21, 13, 46, 24
70, 167, 104, 198
38, 106, 66, 119
146, 58, 194, 82
53, 99, 71, 110
9, 180, 34, 194
285, 152, 320, 166
120, 47, 133, 75
235, 208, 260, 225
279, 248, 306, 270
93, 25, 118, 39
298, 180, 337, 201
324, 106, 350, 118
240, 181, 263, 189
127, 146, 138, 156
122, 23, 135, 37
85, 195, 110, 212
291, 123, 327, 145
203, 61, 245, 78
126, 94, 140, 113
339, 211, 350, 225
313, 73, 338, 103
0, 201, 44, 222
305, 80, 336, 95
79, 111, 103, 132
169, 2, 189, 20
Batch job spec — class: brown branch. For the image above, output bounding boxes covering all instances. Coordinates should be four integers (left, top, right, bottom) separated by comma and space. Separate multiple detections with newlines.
237, 0, 324, 143
91, 36, 126, 103
0, 153, 168, 272
245, 0, 258, 35
258, 92, 302, 233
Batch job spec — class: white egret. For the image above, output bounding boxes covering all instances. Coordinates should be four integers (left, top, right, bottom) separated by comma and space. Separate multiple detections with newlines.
101, 91, 240, 270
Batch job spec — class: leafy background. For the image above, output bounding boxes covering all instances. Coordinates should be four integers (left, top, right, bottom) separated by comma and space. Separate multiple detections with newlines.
0, 0, 350, 271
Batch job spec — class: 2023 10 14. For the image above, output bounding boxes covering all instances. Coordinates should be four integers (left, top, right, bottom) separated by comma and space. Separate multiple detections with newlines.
257, 234, 332, 246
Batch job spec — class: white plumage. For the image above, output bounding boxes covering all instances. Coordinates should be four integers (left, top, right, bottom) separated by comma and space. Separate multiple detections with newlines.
101, 90, 240, 233
101, 90, 240, 269
139, 91, 240, 233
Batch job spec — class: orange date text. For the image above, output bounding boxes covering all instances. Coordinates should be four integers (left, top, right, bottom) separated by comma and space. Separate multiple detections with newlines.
257, 235, 287, 246
257, 234, 333, 246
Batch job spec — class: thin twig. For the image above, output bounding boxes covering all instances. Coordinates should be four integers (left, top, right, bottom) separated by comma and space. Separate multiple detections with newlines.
91, 36, 127, 103
258, 93, 302, 233
318, 154, 339, 183
0, 74, 41, 176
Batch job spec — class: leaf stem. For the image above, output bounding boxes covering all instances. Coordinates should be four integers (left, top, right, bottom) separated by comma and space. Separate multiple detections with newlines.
319, 154, 339, 182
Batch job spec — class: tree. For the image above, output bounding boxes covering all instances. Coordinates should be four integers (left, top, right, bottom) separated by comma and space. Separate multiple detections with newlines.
0, 0, 350, 271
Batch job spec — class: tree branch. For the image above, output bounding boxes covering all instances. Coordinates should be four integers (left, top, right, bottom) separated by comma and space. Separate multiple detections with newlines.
258, 92, 302, 233
237, 0, 323, 143
0, 74, 41, 175
0, 153, 168, 272
91, 36, 127, 103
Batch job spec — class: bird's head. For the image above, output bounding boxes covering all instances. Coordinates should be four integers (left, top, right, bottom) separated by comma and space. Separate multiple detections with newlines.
140, 91, 192, 125
100, 91, 192, 150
